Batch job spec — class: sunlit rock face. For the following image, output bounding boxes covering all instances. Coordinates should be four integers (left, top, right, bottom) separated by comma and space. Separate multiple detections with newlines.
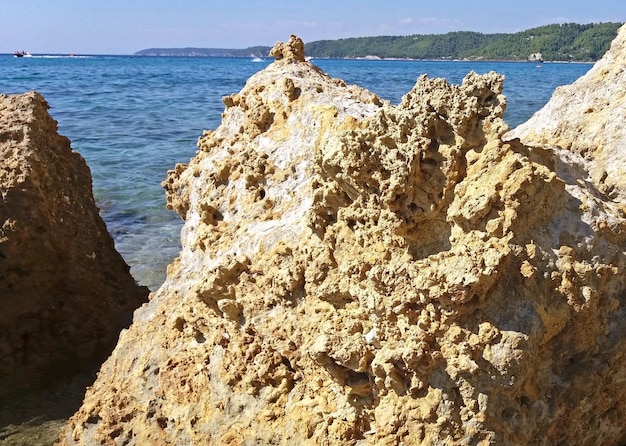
507, 23, 626, 203
0, 92, 149, 397
63, 35, 626, 445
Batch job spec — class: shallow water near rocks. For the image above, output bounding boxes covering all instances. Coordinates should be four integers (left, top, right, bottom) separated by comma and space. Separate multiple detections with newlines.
0, 55, 590, 292
0, 370, 96, 445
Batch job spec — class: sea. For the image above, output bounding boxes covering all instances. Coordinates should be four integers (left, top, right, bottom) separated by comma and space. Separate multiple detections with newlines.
0, 54, 593, 291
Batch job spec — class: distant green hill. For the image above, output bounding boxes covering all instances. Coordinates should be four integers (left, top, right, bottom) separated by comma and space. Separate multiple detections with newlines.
134, 22, 622, 62
304, 22, 622, 61
134, 46, 271, 57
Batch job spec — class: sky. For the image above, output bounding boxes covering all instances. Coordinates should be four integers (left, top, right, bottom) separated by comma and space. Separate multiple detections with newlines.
2, 0, 626, 55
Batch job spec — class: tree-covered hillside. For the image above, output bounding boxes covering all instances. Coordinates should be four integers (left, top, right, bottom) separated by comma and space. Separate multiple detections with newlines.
134, 46, 271, 57
304, 22, 622, 61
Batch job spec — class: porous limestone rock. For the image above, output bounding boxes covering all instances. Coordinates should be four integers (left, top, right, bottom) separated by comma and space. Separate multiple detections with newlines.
63, 35, 626, 445
0, 92, 148, 397
507, 23, 626, 203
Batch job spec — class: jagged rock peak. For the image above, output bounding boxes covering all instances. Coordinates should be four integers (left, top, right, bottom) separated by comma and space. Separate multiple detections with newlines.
270, 34, 306, 62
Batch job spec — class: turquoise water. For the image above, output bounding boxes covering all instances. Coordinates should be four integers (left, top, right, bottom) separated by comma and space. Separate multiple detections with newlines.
0, 55, 592, 290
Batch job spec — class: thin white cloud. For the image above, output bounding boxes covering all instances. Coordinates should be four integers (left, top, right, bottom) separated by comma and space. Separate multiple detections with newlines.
398, 17, 459, 27
549, 17, 572, 23
416, 17, 459, 26
276, 20, 320, 29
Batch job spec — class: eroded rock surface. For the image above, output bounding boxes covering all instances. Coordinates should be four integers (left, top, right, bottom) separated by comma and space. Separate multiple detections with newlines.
0, 92, 149, 397
506, 23, 626, 203
63, 35, 626, 445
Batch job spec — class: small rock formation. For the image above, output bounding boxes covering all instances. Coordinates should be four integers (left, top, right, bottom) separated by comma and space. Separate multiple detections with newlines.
63, 33, 626, 445
0, 92, 149, 397
269, 34, 306, 62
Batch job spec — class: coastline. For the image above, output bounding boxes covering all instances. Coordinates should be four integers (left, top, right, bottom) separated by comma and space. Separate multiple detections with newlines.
2, 52, 596, 64
317, 55, 595, 64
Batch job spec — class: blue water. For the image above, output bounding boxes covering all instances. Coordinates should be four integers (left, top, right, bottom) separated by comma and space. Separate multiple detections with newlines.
0, 54, 592, 290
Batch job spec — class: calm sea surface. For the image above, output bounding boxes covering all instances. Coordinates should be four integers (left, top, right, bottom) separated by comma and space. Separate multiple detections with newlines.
0, 55, 592, 290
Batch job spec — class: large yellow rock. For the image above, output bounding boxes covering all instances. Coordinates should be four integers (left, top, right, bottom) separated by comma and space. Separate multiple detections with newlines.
62, 35, 626, 445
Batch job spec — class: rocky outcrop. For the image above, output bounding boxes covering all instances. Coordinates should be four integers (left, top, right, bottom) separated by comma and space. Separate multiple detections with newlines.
0, 92, 149, 397
507, 23, 626, 203
63, 34, 626, 445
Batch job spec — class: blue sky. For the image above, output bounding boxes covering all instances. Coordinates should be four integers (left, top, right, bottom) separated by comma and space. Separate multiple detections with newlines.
2, 0, 625, 54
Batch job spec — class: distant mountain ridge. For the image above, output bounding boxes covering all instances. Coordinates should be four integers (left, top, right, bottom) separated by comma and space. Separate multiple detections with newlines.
134, 22, 622, 61
134, 46, 271, 57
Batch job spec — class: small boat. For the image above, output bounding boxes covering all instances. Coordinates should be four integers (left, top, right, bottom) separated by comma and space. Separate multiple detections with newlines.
14, 51, 32, 58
